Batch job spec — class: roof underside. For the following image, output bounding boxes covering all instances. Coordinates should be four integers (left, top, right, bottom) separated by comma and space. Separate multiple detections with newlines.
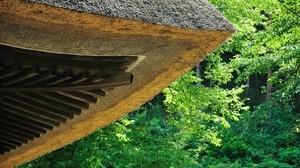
0, 0, 235, 167
0, 44, 137, 155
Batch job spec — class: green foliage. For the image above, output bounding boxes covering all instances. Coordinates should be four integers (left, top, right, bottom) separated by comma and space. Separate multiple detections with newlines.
210, 0, 300, 98
20, 104, 198, 168
278, 147, 300, 166
163, 71, 246, 158
206, 99, 300, 167
198, 0, 300, 167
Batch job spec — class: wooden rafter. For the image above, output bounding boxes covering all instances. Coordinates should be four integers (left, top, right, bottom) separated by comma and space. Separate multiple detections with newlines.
0, 44, 138, 155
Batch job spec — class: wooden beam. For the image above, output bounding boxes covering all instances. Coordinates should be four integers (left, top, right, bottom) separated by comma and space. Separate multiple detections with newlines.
0, 72, 133, 92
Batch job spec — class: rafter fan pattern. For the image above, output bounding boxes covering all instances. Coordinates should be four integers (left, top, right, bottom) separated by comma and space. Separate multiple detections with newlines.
0, 44, 138, 155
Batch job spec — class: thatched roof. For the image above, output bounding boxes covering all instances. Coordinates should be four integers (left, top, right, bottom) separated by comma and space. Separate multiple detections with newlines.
0, 0, 234, 167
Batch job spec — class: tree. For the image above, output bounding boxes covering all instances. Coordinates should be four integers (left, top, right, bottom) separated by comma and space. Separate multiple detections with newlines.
198, 0, 300, 167
163, 71, 246, 158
